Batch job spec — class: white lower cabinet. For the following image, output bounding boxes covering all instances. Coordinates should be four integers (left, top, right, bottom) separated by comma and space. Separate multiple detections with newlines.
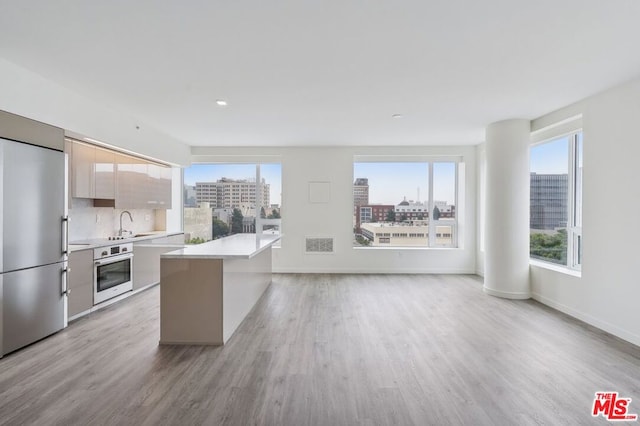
133, 235, 185, 290
68, 249, 94, 319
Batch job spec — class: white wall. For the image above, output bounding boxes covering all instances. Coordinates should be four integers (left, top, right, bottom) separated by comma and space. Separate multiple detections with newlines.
0, 58, 190, 166
530, 76, 640, 346
192, 145, 477, 274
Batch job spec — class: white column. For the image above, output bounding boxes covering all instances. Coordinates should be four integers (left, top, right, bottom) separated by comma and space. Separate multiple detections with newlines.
484, 119, 531, 299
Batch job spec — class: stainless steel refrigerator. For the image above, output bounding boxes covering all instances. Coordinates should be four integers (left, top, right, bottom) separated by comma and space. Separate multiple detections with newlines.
0, 137, 68, 357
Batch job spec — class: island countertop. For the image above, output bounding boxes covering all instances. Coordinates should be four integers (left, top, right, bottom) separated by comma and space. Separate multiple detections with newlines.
161, 233, 281, 260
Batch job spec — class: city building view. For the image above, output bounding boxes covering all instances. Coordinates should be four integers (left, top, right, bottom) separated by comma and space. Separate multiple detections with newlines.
529, 133, 583, 267
530, 173, 568, 230
183, 164, 282, 243
353, 178, 369, 206
353, 161, 457, 248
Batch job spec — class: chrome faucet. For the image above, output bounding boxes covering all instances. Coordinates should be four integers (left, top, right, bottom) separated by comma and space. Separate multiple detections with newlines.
119, 211, 133, 237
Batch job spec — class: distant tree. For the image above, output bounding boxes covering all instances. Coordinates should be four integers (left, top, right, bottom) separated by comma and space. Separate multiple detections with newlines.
186, 236, 206, 245
399, 214, 408, 222
433, 206, 441, 220
385, 210, 396, 222
260, 207, 267, 219
355, 235, 371, 246
530, 229, 567, 264
231, 208, 244, 234
212, 218, 229, 239
267, 209, 281, 219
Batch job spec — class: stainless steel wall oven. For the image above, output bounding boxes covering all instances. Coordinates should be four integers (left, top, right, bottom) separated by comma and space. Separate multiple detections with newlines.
93, 243, 133, 305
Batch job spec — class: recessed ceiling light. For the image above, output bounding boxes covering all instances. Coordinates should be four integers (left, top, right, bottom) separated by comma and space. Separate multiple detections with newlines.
392, 114, 403, 119
216, 99, 228, 106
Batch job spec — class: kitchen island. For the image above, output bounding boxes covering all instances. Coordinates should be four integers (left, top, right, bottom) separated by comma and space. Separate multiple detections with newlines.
159, 233, 281, 345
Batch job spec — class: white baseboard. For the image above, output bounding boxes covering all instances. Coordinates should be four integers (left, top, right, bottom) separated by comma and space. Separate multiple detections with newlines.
532, 292, 640, 348
483, 285, 531, 299
272, 267, 477, 274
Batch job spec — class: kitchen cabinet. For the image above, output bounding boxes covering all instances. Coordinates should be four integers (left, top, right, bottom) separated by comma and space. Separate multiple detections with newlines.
133, 234, 184, 290
68, 249, 94, 319
70, 140, 95, 199
94, 147, 115, 199
150, 234, 184, 245
69, 141, 116, 200
0, 110, 64, 151
147, 162, 173, 209
116, 153, 172, 209
69, 140, 172, 208
115, 153, 142, 208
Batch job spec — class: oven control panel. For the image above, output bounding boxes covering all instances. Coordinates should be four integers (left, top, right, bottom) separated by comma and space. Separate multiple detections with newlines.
94, 242, 133, 260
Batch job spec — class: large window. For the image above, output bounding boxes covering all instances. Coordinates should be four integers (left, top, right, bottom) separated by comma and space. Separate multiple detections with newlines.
353, 160, 459, 248
183, 164, 282, 243
530, 132, 582, 269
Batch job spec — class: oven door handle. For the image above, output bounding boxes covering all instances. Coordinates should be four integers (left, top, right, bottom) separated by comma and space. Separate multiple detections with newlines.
94, 253, 133, 266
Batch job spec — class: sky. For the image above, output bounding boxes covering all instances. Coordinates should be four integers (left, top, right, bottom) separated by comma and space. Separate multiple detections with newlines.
184, 161, 458, 207
184, 163, 282, 205
354, 162, 456, 205
530, 135, 574, 174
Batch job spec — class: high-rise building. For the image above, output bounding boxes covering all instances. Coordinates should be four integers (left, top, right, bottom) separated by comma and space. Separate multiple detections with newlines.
530, 173, 568, 230
353, 178, 369, 206
195, 178, 270, 210
184, 184, 197, 207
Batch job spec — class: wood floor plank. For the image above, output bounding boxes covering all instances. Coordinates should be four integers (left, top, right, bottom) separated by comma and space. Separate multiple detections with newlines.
1, 274, 639, 425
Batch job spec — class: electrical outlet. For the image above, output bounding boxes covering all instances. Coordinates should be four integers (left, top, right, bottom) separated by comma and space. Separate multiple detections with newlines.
145, 214, 150, 221
96, 214, 101, 223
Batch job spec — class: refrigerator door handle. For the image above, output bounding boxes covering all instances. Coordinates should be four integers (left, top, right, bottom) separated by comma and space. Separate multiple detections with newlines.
62, 216, 69, 256
62, 266, 70, 296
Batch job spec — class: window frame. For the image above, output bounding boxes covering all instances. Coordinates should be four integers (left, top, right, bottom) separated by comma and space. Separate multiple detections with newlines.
529, 130, 582, 271
352, 156, 461, 249
182, 162, 282, 242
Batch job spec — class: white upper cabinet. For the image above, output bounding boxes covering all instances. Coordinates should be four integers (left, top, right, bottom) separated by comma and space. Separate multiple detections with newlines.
69, 140, 172, 209
70, 140, 96, 199
94, 147, 115, 199
115, 152, 172, 209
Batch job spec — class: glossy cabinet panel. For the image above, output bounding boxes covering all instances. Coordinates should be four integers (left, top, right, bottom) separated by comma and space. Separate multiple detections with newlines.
0, 110, 64, 151
115, 153, 146, 209
70, 141, 172, 209
94, 147, 115, 199
68, 249, 94, 318
70, 141, 95, 199
116, 154, 172, 209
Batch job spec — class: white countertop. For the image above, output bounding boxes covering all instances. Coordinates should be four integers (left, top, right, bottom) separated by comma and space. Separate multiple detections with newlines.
161, 234, 281, 260
69, 231, 184, 252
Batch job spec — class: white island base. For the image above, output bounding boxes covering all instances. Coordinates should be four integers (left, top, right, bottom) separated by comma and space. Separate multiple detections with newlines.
159, 234, 279, 345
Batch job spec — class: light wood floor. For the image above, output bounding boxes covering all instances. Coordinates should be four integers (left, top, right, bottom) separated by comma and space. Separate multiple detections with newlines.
1, 274, 639, 425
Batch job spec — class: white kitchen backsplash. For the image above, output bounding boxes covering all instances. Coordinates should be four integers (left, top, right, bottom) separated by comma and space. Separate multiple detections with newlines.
69, 198, 159, 241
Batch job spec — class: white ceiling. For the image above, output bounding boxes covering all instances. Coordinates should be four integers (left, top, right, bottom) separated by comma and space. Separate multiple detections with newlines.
2, 1, 640, 147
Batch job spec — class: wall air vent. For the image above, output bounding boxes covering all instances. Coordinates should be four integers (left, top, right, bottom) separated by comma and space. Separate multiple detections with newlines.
305, 237, 334, 254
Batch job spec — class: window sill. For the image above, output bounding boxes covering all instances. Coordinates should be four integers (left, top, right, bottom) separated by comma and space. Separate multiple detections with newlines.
529, 259, 581, 278
353, 246, 460, 251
